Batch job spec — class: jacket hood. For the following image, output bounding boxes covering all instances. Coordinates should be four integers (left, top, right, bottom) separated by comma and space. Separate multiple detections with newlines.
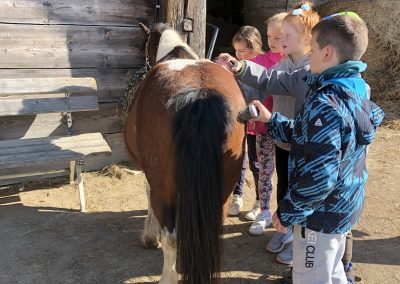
332, 77, 385, 145
306, 61, 385, 145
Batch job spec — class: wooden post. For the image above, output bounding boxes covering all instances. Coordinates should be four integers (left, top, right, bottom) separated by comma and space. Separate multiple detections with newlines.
76, 160, 86, 212
185, 0, 206, 58
159, 0, 185, 32
159, 0, 206, 58
69, 160, 75, 184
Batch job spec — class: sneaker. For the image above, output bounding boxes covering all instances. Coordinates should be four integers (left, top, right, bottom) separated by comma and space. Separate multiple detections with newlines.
244, 200, 261, 221
276, 241, 293, 265
228, 194, 243, 216
249, 210, 272, 235
266, 227, 293, 253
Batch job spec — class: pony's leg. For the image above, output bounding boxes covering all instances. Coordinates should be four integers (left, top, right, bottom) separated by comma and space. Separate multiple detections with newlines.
141, 183, 161, 248
159, 229, 178, 284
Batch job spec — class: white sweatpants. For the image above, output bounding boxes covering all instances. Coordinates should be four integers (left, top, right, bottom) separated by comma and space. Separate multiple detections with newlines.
292, 225, 348, 284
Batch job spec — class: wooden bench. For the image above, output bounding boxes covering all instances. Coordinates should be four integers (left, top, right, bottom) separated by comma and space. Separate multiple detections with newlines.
0, 77, 112, 212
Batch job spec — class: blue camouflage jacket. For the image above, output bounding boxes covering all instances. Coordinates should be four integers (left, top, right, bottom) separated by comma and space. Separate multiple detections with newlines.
268, 61, 385, 234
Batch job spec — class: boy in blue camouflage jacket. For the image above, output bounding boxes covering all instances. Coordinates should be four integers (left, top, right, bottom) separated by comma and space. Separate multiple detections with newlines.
246, 13, 384, 283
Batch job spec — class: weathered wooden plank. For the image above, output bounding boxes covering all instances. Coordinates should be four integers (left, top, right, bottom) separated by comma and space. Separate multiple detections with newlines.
0, 24, 146, 68
0, 133, 108, 155
0, 169, 70, 186
0, 112, 64, 140
0, 132, 130, 184
0, 0, 143, 181
0, 96, 98, 116
0, 133, 111, 169
0, 0, 155, 26
0, 77, 97, 96
72, 102, 125, 135
0, 102, 124, 140
0, 68, 140, 102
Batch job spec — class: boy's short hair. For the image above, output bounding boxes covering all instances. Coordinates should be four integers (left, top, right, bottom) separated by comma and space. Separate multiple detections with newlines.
265, 12, 288, 27
312, 15, 369, 62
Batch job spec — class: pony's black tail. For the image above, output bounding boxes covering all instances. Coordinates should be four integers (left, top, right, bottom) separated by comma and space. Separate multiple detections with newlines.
171, 88, 231, 284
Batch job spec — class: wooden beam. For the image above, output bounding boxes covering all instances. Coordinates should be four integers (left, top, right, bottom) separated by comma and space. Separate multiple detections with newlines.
0, 133, 112, 169
0, 132, 129, 185
0, 68, 140, 102
0, 0, 155, 26
185, 0, 206, 58
0, 24, 146, 68
0, 96, 99, 116
0, 102, 124, 140
0, 169, 70, 186
0, 77, 97, 96
162, 0, 185, 33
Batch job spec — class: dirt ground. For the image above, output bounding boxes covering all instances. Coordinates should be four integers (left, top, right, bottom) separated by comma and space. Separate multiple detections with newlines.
1, 125, 399, 284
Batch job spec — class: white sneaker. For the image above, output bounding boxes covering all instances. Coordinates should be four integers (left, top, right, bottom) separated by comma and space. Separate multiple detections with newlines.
244, 200, 261, 221
249, 210, 272, 235
228, 194, 243, 216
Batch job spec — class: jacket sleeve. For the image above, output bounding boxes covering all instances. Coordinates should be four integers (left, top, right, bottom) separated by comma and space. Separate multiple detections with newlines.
235, 60, 310, 101
266, 112, 294, 143
238, 80, 265, 104
277, 96, 343, 227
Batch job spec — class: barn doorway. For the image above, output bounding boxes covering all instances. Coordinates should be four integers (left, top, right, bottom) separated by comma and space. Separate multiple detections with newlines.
206, 0, 244, 58
206, 0, 290, 59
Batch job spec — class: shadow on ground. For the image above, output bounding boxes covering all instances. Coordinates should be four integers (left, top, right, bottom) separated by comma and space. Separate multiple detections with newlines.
1, 184, 398, 283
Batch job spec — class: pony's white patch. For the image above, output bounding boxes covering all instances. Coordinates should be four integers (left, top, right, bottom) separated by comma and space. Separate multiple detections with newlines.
141, 182, 161, 248
156, 29, 199, 62
165, 59, 197, 71
160, 228, 178, 284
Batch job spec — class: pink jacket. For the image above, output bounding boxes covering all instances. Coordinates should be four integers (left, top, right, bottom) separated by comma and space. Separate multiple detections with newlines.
247, 51, 283, 135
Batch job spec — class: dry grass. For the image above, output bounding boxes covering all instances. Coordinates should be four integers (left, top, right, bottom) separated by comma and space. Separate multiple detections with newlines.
317, 0, 400, 95
317, 0, 400, 126
375, 91, 400, 130
100, 164, 129, 180
100, 163, 143, 181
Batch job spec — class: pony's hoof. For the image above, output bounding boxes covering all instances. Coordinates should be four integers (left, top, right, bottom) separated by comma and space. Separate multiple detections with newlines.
141, 234, 160, 248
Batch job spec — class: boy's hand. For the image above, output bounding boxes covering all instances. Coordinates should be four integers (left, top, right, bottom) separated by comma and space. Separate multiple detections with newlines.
272, 211, 288, 234
248, 100, 272, 123
215, 53, 242, 73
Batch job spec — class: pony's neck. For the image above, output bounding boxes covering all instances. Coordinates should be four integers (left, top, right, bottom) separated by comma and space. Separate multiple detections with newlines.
156, 29, 199, 62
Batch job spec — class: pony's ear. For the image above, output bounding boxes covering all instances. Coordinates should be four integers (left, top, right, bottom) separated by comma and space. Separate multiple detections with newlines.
139, 23, 151, 36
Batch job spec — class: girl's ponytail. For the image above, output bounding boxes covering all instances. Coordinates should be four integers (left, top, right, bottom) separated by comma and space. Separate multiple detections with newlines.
284, 1, 320, 35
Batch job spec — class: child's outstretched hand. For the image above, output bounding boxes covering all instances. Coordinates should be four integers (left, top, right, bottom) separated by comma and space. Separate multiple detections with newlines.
215, 53, 242, 73
248, 100, 272, 123
272, 211, 288, 234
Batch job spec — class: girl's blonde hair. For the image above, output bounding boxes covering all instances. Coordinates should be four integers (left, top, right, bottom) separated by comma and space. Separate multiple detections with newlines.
232, 26, 263, 55
284, 1, 320, 36
265, 12, 288, 28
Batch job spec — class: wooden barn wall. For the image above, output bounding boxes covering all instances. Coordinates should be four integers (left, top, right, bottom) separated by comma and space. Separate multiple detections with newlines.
0, 0, 155, 182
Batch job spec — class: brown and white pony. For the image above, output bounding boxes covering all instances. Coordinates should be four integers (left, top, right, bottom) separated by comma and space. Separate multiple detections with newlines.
124, 23, 245, 284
